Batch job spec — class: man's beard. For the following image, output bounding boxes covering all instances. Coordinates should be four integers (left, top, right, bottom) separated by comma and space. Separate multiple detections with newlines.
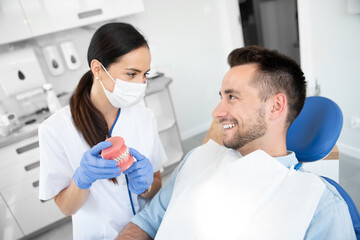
223, 107, 267, 150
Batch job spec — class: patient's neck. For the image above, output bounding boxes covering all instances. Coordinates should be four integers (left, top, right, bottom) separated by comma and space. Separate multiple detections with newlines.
238, 137, 287, 158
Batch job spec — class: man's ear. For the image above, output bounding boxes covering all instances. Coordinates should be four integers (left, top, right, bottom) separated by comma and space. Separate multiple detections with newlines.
268, 93, 287, 120
90, 59, 102, 79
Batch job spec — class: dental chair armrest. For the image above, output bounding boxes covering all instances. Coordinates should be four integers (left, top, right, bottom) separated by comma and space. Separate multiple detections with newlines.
203, 119, 224, 145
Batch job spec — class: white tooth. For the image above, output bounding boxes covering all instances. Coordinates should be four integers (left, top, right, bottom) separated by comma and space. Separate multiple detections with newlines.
115, 149, 129, 163
223, 123, 235, 129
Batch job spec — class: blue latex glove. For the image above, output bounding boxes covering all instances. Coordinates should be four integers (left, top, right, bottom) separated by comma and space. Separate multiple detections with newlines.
74, 141, 121, 189
123, 148, 154, 194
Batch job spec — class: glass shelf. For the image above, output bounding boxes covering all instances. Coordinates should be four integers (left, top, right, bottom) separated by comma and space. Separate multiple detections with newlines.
157, 114, 176, 133
163, 144, 184, 168
145, 76, 184, 169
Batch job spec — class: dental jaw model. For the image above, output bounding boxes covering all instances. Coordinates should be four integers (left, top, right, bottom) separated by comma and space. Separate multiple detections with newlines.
101, 136, 135, 172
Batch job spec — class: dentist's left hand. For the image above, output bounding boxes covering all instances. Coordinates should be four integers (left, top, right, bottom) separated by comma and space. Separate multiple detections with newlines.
123, 148, 153, 194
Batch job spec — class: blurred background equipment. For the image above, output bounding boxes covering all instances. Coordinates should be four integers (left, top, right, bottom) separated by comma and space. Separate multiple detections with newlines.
0, 47, 46, 97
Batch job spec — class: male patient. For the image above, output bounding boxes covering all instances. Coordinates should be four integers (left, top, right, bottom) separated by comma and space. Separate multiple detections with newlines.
117, 46, 356, 239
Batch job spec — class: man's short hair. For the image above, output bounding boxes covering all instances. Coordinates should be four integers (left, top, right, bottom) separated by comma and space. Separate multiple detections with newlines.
227, 45, 306, 127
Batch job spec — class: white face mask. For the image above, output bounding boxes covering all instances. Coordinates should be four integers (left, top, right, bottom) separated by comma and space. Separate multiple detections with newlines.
99, 63, 147, 108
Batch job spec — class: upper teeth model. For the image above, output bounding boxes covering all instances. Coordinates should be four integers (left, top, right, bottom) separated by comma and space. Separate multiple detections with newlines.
114, 148, 129, 163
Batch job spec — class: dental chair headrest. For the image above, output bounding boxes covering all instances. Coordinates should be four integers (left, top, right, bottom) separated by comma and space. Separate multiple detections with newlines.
286, 96, 343, 162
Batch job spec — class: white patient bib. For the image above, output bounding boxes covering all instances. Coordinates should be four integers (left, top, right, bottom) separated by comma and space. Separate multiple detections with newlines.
155, 140, 325, 240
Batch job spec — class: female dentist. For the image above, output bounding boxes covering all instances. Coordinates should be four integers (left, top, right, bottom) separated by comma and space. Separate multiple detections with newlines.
38, 22, 167, 239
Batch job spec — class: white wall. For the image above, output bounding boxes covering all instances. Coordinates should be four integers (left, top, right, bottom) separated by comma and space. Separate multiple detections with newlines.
298, 0, 360, 158
128, 0, 244, 139
0, 0, 243, 140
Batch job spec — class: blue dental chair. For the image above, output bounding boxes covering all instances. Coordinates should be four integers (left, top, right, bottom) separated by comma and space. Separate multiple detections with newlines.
287, 96, 360, 239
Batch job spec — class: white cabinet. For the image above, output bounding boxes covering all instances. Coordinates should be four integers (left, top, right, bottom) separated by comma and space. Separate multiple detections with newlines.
20, 0, 144, 38
5, 179, 64, 236
0, 0, 32, 45
145, 77, 184, 168
0, 0, 144, 45
0, 135, 64, 239
0, 195, 23, 240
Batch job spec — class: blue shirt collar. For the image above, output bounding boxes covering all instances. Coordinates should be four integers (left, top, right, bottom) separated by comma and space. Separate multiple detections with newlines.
275, 151, 299, 169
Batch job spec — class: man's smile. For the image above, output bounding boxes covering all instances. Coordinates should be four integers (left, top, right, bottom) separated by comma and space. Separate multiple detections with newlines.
221, 123, 238, 132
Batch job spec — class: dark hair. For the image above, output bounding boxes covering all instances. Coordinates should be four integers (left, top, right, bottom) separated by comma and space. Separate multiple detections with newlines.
70, 22, 148, 184
227, 45, 306, 127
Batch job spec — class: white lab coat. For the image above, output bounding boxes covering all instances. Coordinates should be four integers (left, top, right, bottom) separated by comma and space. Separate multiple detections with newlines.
38, 104, 167, 240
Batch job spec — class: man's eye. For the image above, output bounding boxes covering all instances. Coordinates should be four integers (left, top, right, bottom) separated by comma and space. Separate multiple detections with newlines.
229, 95, 236, 100
127, 73, 136, 77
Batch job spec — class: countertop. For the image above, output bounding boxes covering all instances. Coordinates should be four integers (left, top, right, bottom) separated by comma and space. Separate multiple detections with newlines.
0, 75, 172, 149
0, 110, 51, 148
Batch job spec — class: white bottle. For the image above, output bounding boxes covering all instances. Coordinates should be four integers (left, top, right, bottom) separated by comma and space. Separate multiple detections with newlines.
43, 83, 62, 114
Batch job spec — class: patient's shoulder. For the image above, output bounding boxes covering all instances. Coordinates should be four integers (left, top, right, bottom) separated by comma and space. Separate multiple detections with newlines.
299, 168, 347, 216
304, 177, 356, 239
318, 178, 345, 207
299, 168, 344, 206
312, 177, 350, 222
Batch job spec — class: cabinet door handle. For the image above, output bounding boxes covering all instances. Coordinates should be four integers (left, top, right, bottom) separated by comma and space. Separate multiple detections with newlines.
32, 180, 39, 188
16, 141, 39, 154
78, 9, 103, 19
24, 161, 40, 171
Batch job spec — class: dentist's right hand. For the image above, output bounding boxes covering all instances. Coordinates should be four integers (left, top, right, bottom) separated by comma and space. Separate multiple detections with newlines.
74, 141, 121, 189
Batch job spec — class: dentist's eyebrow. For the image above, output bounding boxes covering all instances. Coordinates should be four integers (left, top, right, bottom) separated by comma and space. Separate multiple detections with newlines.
125, 68, 151, 73
125, 68, 142, 73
